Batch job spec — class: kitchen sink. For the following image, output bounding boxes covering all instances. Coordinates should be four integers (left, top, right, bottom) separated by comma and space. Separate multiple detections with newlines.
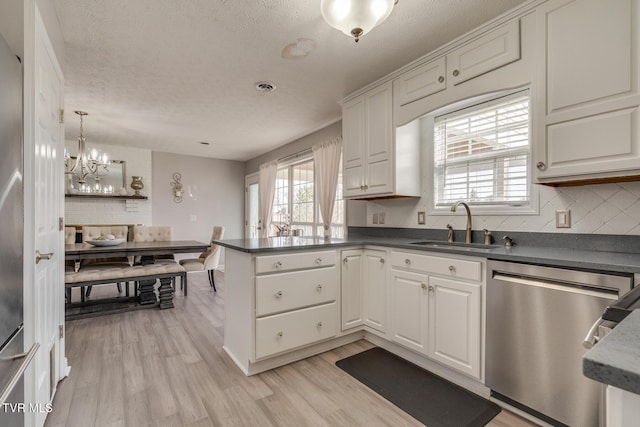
408, 241, 494, 251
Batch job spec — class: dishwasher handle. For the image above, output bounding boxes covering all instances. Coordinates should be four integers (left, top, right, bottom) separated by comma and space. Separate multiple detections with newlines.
492, 272, 620, 300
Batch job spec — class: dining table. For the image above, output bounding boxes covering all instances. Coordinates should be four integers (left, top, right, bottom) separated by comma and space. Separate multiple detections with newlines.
65, 240, 209, 309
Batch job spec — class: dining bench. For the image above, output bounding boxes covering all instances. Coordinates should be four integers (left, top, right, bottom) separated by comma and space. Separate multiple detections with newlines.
64, 261, 186, 315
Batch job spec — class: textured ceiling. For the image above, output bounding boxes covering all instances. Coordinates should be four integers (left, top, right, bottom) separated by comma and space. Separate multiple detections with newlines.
54, 0, 526, 161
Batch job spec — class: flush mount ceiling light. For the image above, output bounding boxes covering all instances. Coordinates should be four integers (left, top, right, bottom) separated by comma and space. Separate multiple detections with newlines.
321, 0, 398, 42
255, 82, 277, 93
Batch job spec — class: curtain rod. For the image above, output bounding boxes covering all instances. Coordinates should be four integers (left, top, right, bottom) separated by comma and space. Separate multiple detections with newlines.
278, 148, 312, 164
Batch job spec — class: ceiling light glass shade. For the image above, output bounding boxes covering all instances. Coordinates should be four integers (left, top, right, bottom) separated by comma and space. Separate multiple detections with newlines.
321, 0, 396, 42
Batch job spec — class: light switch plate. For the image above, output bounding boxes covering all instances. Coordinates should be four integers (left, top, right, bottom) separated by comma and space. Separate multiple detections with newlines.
417, 211, 425, 225
555, 209, 571, 228
373, 213, 379, 224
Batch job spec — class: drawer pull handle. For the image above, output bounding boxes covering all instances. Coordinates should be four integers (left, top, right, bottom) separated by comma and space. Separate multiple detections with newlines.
317, 321, 323, 328
449, 265, 455, 272
277, 331, 283, 337
315, 257, 322, 264
274, 261, 282, 269
405, 259, 411, 265
421, 283, 427, 290
379, 258, 385, 264
275, 291, 283, 298
316, 284, 322, 291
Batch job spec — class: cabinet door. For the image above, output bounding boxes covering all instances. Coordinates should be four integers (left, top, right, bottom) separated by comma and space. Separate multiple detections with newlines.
389, 269, 428, 353
427, 276, 481, 379
363, 250, 386, 333
447, 20, 520, 86
342, 96, 366, 197
535, 0, 640, 181
394, 57, 446, 107
341, 250, 363, 330
364, 82, 393, 196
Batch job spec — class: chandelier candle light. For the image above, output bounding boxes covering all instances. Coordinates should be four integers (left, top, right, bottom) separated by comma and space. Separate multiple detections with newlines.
64, 111, 110, 190
321, 0, 398, 42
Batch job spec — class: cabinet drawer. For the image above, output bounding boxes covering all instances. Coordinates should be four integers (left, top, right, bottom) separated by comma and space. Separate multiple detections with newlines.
255, 302, 337, 359
255, 250, 337, 274
256, 266, 338, 316
390, 251, 482, 282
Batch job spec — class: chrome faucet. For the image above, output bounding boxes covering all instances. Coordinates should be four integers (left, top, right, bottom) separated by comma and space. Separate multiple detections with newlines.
451, 201, 472, 244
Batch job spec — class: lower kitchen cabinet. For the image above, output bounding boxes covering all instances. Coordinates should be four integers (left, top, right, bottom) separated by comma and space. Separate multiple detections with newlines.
363, 250, 387, 333
341, 249, 364, 330
427, 276, 481, 379
389, 269, 429, 353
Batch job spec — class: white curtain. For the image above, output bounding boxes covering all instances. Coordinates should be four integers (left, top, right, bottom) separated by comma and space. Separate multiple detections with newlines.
313, 137, 342, 239
258, 160, 278, 238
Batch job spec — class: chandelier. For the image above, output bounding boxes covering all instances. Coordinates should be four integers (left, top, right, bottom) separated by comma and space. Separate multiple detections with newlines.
321, 0, 398, 42
64, 111, 110, 186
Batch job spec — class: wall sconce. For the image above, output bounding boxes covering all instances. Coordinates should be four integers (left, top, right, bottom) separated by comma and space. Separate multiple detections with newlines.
171, 172, 183, 203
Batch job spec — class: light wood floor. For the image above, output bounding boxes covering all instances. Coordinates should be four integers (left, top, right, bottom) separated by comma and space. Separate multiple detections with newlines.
45, 272, 537, 427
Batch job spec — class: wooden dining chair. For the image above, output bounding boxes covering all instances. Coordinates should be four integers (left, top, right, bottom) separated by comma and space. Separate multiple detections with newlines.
179, 225, 225, 292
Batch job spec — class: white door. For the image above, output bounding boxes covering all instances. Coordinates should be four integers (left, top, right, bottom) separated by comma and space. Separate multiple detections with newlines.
245, 173, 259, 238
340, 250, 363, 330
30, 8, 66, 426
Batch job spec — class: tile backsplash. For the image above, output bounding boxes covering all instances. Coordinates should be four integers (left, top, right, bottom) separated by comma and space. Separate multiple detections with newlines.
364, 181, 640, 235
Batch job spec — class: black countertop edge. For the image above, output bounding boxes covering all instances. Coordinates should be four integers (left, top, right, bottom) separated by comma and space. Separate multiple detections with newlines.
214, 235, 640, 274
583, 309, 640, 395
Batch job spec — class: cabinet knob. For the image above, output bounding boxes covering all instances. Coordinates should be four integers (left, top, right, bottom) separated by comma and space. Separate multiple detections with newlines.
274, 261, 282, 269
448, 265, 455, 272
343, 257, 348, 264
360, 185, 365, 191
316, 284, 323, 291
452, 69, 460, 77
428, 285, 435, 292
536, 161, 547, 170
275, 291, 283, 298
437, 75, 444, 83
405, 258, 411, 265
421, 283, 427, 290
315, 257, 322, 264
379, 258, 385, 264
363, 184, 368, 191
317, 321, 323, 328
277, 331, 283, 337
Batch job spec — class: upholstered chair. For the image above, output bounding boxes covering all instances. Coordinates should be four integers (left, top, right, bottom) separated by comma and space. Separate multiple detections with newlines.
179, 225, 225, 292
132, 225, 180, 290
64, 227, 77, 302
82, 225, 130, 297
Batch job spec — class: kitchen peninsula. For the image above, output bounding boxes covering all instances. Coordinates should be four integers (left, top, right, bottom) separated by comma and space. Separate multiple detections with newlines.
215, 231, 640, 409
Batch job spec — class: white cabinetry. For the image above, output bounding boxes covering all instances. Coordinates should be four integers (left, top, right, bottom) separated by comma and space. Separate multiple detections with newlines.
394, 20, 520, 107
342, 82, 420, 199
363, 250, 387, 333
388, 250, 484, 379
254, 250, 339, 360
427, 276, 481, 378
340, 249, 364, 330
535, 0, 640, 183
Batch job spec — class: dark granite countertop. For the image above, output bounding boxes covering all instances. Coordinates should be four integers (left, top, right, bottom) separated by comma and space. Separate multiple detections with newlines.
215, 234, 640, 274
583, 309, 640, 395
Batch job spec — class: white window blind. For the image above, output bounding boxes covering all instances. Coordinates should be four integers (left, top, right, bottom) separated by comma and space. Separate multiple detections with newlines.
434, 90, 530, 207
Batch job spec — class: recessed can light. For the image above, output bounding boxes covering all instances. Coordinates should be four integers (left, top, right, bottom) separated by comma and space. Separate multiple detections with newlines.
255, 82, 277, 93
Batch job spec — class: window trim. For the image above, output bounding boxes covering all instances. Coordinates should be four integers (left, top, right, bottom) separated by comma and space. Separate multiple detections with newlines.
426, 88, 539, 216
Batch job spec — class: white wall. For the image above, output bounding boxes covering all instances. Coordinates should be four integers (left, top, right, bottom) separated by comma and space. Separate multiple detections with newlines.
64, 142, 152, 225
151, 152, 245, 246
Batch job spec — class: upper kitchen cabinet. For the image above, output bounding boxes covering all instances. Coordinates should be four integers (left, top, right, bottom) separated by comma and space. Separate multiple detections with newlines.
342, 82, 420, 199
535, 0, 640, 184
394, 20, 521, 109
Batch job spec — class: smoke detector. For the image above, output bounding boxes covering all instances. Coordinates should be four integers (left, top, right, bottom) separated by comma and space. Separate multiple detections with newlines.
255, 82, 277, 93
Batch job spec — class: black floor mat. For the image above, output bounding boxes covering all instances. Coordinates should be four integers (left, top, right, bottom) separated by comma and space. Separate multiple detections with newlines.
336, 347, 501, 427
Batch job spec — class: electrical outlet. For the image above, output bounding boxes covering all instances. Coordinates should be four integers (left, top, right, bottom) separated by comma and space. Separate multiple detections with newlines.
373, 213, 379, 224
379, 212, 385, 224
555, 210, 571, 228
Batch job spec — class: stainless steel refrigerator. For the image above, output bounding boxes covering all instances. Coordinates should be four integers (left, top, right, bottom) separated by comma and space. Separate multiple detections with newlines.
0, 31, 33, 427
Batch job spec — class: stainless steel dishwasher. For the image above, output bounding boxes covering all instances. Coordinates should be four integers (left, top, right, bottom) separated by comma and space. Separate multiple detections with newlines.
486, 261, 632, 427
